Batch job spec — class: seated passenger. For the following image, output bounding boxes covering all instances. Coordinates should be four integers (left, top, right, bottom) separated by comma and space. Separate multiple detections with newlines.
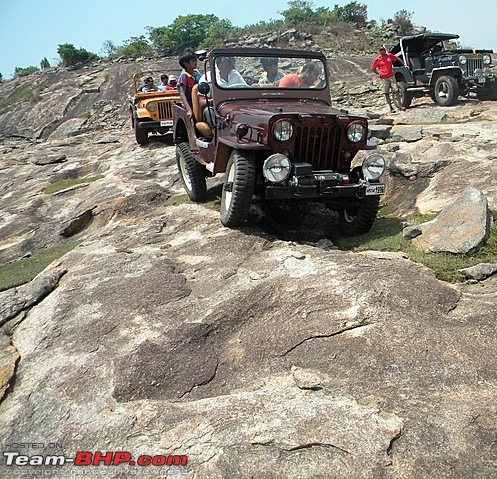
141, 76, 157, 92
216, 56, 247, 87
156, 74, 169, 91
258, 58, 284, 86
165, 75, 177, 90
279, 62, 322, 88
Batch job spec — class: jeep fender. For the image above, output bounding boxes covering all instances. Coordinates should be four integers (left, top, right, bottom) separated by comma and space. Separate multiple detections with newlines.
428, 67, 461, 86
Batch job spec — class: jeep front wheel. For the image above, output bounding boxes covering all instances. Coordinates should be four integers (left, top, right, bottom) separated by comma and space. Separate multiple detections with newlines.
134, 121, 148, 145
220, 150, 255, 227
176, 142, 207, 202
338, 195, 380, 236
434, 76, 459, 106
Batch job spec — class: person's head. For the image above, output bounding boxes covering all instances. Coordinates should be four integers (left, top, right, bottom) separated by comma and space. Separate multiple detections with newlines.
379, 47, 387, 57
300, 62, 322, 86
179, 52, 198, 73
216, 56, 235, 71
261, 57, 279, 76
168, 75, 177, 87
160, 74, 169, 84
144, 76, 154, 87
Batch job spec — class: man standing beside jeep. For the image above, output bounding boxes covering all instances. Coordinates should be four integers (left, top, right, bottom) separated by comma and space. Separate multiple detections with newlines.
371, 47, 405, 113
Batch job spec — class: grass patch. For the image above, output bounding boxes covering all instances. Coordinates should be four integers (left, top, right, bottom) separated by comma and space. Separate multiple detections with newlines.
336, 209, 497, 283
0, 88, 43, 115
0, 240, 81, 292
43, 175, 104, 194
165, 183, 222, 211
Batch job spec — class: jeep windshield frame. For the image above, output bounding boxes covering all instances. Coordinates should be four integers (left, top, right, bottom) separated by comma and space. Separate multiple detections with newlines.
201, 48, 331, 106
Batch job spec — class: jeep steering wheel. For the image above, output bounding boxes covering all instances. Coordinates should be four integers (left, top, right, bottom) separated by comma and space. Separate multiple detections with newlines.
421, 48, 432, 57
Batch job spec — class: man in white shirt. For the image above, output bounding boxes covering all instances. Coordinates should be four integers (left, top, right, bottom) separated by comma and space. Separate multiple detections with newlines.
198, 56, 248, 127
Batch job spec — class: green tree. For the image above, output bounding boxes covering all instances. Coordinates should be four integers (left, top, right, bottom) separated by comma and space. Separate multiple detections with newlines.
392, 10, 414, 36
57, 43, 99, 67
0, 72, 3, 83
40, 57, 50, 69
148, 14, 229, 54
14, 66, 39, 77
280, 0, 317, 26
115, 36, 153, 58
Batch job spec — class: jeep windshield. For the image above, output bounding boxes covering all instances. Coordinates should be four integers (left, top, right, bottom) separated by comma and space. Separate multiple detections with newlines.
207, 52, 328, 91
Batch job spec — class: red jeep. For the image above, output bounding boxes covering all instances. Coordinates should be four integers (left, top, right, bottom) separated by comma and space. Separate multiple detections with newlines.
172, 48, 385, 235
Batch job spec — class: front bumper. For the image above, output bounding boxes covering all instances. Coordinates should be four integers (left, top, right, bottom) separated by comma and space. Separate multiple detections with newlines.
136, 119, 174, 131
265, 174, 384, 200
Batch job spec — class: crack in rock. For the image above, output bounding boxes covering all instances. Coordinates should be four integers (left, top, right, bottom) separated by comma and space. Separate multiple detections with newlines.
282, 321, 372, 356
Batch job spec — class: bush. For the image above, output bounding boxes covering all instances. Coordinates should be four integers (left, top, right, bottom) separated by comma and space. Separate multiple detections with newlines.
57, 43, 99, 67
14, 66, 40, 77
115, 36, 153, 58
392, 10, 414, 36
40, 57, 51, 69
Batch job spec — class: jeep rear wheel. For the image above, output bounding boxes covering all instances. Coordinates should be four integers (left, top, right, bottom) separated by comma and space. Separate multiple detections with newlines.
220, 150, 255, 227
338, 195, 380, 236
434, 76, 459, 106
134, 121, 148, 145
176, 142, 207, 202
395, 81, 412, 109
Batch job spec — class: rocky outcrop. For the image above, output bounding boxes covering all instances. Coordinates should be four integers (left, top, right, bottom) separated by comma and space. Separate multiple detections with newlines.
407, 185, 492, 253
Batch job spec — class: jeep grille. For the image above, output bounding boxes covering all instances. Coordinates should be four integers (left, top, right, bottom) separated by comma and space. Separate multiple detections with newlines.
464, 56, 484, 77
293, 125, 342, 170
157, 100, 178, 120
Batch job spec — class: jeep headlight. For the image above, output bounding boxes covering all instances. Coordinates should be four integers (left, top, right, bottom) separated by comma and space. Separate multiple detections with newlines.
347, 121, 366, 143
147, 103, 157, 112
483, 55, 492, 65
459, 55, 467, 65
273, 120, 293, 142
263, 154, 291, 183
362, 153, 385, 180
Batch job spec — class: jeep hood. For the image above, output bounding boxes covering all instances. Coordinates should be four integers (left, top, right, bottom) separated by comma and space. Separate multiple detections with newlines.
218, 100, 357, 123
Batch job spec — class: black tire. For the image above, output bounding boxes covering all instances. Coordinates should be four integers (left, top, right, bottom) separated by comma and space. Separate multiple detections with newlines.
394, 81, 412, 109
428, 90, 437, 103
477, 84, 497, 101
220, 150, 255, 227
176, 142, 207, 202
135, 121, 148, 145
434, 75, 459, 106
338, 195, 380, 236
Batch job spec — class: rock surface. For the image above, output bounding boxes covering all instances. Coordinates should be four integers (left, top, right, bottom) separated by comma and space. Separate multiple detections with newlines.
1, 55, 497, 478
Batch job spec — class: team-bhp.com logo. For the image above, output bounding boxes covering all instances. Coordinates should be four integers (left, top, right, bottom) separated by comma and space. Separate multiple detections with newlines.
3, 451, 188, 467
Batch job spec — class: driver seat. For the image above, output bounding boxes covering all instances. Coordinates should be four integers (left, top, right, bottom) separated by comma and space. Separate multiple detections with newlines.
405, 46, 425, 74
191, 84, 212, 138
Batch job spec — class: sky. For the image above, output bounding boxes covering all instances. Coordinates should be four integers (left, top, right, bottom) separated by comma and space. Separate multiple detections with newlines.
1, 0, 496, 79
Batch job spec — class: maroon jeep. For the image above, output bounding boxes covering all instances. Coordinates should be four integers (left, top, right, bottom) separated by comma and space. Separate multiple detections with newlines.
172, 48, 385, 235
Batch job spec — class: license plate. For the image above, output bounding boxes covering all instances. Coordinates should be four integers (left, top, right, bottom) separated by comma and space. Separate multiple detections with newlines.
160, 120, 173, 127
365, 184, 385, 195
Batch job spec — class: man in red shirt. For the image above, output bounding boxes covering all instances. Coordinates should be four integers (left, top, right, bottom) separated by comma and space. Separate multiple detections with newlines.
371, 47, 405, 113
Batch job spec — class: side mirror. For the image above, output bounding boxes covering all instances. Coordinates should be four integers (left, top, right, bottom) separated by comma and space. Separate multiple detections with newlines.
198, 82, 211, 95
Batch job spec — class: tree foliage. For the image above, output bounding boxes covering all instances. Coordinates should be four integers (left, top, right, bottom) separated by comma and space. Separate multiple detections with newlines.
57, 43, 99, 67
147, 14, 237, 55
101, 40, 118, 58
115, 36, 153, 58
40, 57, 50, 69
14, 66, 40, 77
392, 10, 414, 36
280, 1, 368, 28
0, 73, 3, 83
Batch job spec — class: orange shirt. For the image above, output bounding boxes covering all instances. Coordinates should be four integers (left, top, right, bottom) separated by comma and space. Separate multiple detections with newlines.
279, 74, 304, 87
